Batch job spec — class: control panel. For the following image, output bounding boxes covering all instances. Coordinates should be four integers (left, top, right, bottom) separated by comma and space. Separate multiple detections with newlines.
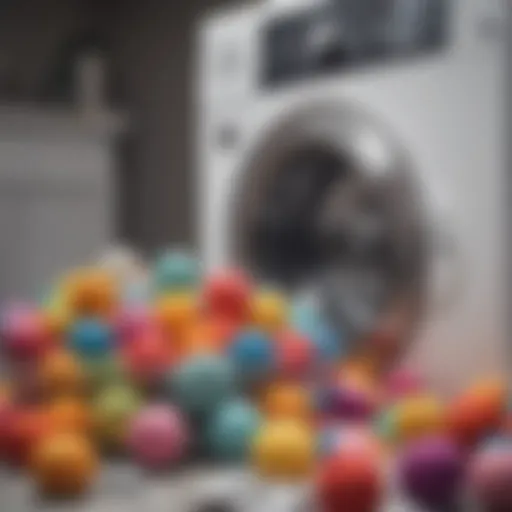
262, 0, 449, 87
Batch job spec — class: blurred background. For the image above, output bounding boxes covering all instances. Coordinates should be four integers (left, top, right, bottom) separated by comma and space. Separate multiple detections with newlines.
0, 0, 248, 301
0, 0, 508, 355
0, 3, 509, 508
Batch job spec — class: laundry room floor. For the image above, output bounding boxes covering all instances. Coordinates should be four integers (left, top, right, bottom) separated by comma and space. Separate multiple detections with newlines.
0, 461, 460, 512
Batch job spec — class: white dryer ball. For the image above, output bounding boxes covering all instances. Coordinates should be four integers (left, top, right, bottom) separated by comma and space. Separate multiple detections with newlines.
97, 244, 145, 282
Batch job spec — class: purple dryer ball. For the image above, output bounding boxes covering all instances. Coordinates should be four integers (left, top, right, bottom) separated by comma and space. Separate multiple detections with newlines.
398, 435, 464, 510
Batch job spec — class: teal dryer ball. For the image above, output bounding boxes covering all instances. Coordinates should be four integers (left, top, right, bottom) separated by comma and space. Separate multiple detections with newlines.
168, 354, 235, 416
208, 398, 261, 461
153, 249, 201, 293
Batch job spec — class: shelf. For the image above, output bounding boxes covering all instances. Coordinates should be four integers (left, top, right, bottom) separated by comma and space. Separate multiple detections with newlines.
0, 103, 128, 142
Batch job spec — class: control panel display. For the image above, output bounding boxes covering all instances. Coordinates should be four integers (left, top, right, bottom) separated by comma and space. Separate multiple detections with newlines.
262, 0, 449, 87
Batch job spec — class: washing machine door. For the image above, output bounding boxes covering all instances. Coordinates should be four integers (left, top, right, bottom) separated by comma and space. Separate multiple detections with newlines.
232, 103, 428, 363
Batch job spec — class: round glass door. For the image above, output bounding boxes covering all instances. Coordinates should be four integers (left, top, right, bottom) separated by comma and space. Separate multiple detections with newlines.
231, 103, 427, 366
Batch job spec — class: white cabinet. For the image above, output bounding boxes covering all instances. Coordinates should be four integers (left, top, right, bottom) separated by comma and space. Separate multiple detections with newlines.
0, 106, 125, 302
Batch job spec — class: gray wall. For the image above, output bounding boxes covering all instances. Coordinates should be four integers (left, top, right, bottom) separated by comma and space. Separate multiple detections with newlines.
107, 0, 245, 254
0, 0, 245, 255
0, 0, 88, 98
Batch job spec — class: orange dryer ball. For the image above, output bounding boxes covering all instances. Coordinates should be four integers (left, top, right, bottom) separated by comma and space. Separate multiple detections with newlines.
250, 289, 288, 333
251, 419, 315, 480
154, 293, 198, 339
342, 357, 379, 386
67, 269, 117, 316
395, 394, 445, 443
262, 382, 312, 422
184, 320, 218, 356
47, 398, 91, 436
467, 378, 507, 416
338, 363, 381, 404
317, 449, 383, 512
186, 316, 239, 355
31, 432, 98, 497
448, 383, 506, 448
470, 377, 507, 398
39, 350, 85, 398
4, 408, 53, 466
469, 377, 507, 415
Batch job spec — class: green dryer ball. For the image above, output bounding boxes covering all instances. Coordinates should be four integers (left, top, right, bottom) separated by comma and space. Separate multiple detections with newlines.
92, 384, 142, 451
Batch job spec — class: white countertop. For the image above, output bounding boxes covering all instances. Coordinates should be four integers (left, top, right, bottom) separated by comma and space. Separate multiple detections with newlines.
0, 462, 432, 512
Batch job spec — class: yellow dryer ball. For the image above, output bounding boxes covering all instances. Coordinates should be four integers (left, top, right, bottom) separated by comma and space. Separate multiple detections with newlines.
42, 304, 71, 340
395, 394, 445, 442
92, 385, 142, 451
250, 290, 288, 333
31, 433, 98, 497
251, 419, 315, 480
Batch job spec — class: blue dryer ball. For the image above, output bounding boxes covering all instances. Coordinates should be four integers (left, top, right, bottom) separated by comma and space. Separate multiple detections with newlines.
289, 297, 345, 365
289, 297, 321, 335
170, 355, 235, 415
229, 329, 274, 381
309, 323, 344, 363
208, 398, 261, 461
153, 249, 200, 293
69, 319, 113, 358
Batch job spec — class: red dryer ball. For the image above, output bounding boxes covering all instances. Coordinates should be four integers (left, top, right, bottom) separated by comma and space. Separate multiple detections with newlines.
202, 269, 252, 324
277, 330, 315, 379
316, 449, 383, 512
3, 407, 52, 467
124, 329, 172, 389
0, 399, 14, 461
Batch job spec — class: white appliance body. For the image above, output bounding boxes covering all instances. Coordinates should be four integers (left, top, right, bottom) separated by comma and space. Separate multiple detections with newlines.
196, 0, 509, 393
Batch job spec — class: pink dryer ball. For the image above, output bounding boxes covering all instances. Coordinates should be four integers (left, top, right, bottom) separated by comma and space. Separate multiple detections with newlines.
469, 444, 512, 512
114, 305, 152, 349
2, 308, 50, 361
127, 404, 189, 470
385, 367, 424, 402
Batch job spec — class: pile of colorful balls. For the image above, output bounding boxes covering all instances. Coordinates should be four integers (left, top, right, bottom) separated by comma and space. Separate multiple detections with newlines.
0, 248, 511, 511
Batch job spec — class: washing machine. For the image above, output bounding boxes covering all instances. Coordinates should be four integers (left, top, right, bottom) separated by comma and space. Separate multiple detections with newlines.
196, 0, 510, 394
